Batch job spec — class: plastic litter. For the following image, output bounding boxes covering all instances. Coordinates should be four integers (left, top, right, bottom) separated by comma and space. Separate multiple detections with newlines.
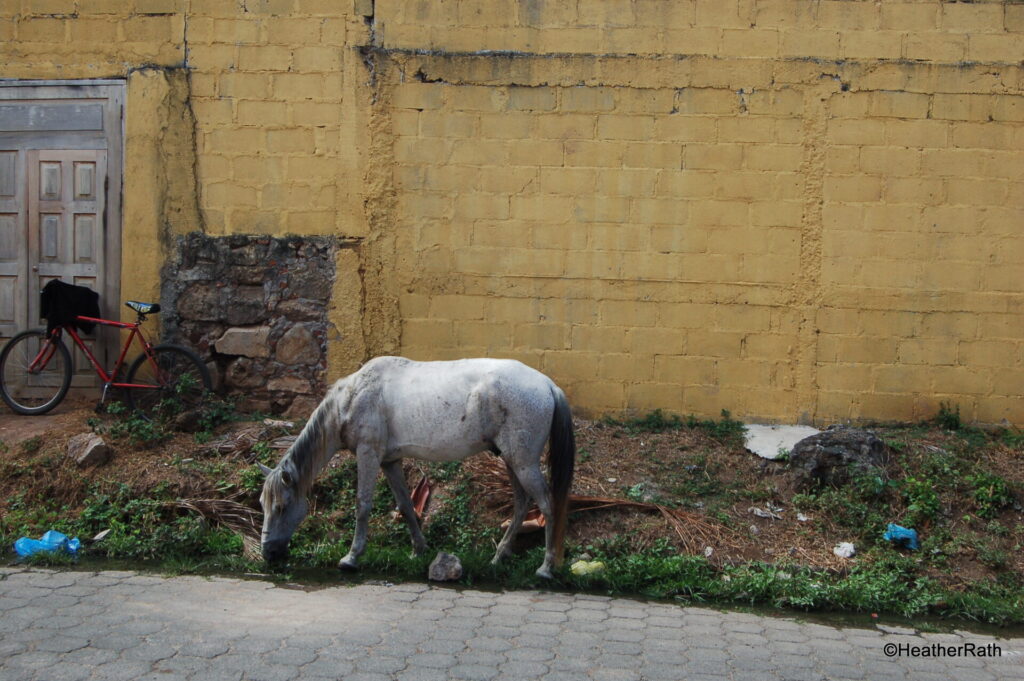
833, 542, 856, 558
570, 560, 606, 576
882, 523, 920, 550
14, 530, 81, 558
749, 506, 782, 520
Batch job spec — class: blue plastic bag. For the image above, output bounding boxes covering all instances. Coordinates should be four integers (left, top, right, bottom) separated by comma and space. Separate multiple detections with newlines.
14, 530, 80, 558
883, 523, 919, 550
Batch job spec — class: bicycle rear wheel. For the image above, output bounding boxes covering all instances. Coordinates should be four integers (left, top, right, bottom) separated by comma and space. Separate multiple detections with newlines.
0, 329, 73, 415
125, 344, 212, 419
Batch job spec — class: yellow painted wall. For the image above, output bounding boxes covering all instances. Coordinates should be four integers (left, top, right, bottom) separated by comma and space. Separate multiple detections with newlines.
3, 0, 1022, 425
374, 0, 1024, 425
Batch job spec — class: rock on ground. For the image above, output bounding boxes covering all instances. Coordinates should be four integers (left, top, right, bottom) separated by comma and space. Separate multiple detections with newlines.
67, 433, 110, 467
428, 552, 463, 581
789, 425, 888, 490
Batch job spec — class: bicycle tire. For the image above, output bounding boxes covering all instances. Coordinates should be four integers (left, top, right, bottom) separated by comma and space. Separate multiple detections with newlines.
0, 329, 73, 415
125, 344, 212, 419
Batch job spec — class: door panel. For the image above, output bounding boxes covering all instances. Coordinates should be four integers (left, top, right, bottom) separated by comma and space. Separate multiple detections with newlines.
0, 149, 26, 342
28, 150, 106, 386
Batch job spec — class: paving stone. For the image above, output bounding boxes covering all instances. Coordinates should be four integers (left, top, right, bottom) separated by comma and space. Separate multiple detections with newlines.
408, 652, 458, 669
397, 667, 451, 681
301, 657, 356, 677
457, 650, 506, 666
506, 646, 555, 662
602, 628, 645, 643
419, 638, 468, 654
449, 663, 499, 680
242, 663, 301, 681
499, 659, 550, 676
592, 668, 641, 681
355, 655, 407, 674
266, 645, 318, 666
30, 664, 92, 681
640, 663, 694, 681
33, 635, 88, 653
602, 640, 643, 655
87, 660, 154, 681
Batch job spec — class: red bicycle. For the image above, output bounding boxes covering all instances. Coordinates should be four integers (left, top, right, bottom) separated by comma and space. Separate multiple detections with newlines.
0, 301, 211, 416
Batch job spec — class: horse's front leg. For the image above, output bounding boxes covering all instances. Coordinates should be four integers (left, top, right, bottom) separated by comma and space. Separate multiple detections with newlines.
382, 459, 427, 556
339, 448, 381, 570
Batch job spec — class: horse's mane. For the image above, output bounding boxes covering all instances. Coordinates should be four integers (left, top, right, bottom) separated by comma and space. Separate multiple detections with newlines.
272, 381, 349, 496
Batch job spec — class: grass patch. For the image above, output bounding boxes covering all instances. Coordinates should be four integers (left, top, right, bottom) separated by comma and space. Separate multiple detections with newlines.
2, 406, 1023, 626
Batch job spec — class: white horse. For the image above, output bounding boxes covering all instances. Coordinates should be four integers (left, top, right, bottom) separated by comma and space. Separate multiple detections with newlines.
258, 356, 576, 578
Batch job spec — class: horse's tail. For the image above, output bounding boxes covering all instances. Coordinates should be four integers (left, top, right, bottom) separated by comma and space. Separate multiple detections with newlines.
548, 385, 576, 568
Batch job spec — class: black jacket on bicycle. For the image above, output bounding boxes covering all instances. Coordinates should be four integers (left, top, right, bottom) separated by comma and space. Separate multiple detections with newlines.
40, 280, 100, 334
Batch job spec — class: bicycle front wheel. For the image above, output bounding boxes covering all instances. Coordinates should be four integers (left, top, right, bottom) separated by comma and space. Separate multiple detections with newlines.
125, 344, 212, 419
0, 329, 73, 415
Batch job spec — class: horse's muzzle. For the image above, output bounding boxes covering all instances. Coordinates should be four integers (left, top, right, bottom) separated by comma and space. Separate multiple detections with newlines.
262, 540, 289, 564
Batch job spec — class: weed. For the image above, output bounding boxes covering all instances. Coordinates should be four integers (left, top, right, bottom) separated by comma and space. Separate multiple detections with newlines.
935, 402, 961, 431
900, 477, 941, 527
1000, 428, 1024, 449
603, 409, 744, 443
967, 472, 1014, 519
974, 541, 1010, 571
19, 436, 42, 454
194, 396, 238, 439
250, 440, 276, 465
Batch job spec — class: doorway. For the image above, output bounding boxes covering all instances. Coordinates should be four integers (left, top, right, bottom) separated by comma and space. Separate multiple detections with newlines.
0, 81, 123, 387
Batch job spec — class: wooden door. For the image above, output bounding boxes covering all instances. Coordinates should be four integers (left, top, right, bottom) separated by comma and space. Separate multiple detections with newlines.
27, 150, 107, 385
0, 149, 27, 342
0, 81, 123, 396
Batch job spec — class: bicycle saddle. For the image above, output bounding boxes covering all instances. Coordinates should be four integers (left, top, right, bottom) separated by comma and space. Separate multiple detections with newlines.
125, 301, 161, 315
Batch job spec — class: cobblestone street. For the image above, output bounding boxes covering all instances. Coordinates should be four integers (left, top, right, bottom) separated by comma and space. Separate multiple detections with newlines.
1, 568, 1021, 681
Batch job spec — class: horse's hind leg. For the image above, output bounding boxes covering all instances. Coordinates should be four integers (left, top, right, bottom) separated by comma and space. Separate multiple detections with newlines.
492, 461, 529, 564
339, 448, 380, 570
382, 460, 427, 556
509, 463, 556, 579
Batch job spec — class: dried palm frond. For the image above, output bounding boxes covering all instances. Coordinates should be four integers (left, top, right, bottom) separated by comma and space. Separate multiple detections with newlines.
465, 454, 740, 554
171, 497, 262, 559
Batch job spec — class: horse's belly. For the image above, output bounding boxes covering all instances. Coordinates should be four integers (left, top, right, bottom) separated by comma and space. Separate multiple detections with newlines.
388, 438, 490, 462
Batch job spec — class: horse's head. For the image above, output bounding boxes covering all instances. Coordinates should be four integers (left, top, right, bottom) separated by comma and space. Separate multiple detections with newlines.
258, 463, 309, 564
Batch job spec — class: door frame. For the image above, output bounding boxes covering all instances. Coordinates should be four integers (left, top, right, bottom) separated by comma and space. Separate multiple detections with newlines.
0, 80, 124, 366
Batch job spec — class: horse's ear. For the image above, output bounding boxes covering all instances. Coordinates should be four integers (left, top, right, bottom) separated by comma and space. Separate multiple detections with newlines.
281, 469, 292, 486
257, 463, 273, 476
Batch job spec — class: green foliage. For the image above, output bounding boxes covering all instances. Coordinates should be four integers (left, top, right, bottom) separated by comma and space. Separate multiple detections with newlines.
94, 401, 169, 447
603, 409, 745, 443
19, 436, 42, 455
967, 472, 1014, 519
900, 476, 941, 527
935, 402, 962, 431
194, 395, 238, 439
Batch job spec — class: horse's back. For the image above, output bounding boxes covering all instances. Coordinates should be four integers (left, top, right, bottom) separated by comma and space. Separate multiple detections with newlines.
355, 357, 557, 461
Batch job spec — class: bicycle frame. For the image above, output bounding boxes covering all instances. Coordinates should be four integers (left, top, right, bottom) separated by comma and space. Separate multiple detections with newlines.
29, 315, 165, 397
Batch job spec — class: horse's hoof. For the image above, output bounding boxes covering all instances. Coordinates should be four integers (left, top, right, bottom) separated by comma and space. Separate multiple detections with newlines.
338, 556, 359, 571
535, 566, 554, 579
